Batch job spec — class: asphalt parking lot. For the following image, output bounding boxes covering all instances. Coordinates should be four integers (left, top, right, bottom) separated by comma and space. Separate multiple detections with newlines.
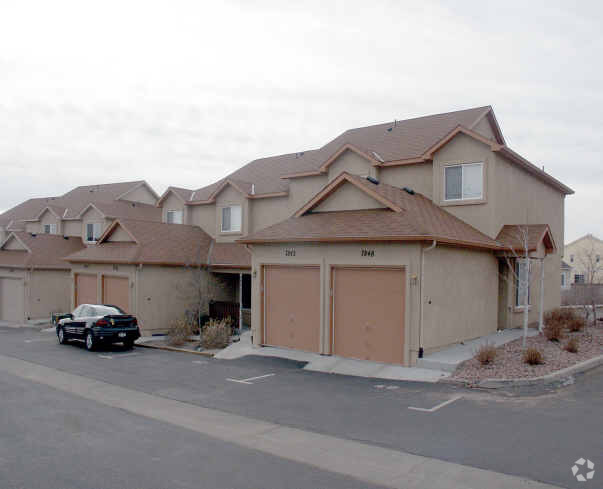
1, 325, 601, 488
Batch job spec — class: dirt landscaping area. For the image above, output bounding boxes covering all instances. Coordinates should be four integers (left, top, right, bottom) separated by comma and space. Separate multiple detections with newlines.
452, 323, 603, 385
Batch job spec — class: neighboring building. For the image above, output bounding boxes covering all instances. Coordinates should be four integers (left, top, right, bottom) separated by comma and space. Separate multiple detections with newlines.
564, 234, 603, 284
561, 260, 572, 289
0, 232, 85, 322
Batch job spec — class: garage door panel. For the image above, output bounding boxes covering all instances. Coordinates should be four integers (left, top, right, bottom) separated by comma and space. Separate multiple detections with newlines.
333, 267, 405, 365
264, 266, 320, 353
0, 278, 25, 322
75, 274, 97, 307
102, 276, 129, 313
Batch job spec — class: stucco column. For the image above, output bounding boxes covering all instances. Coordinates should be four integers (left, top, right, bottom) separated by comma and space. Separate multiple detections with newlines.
538, 258, 544, 333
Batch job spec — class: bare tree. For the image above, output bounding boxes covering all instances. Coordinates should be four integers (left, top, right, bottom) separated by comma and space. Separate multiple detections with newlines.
575, 236, 603, 327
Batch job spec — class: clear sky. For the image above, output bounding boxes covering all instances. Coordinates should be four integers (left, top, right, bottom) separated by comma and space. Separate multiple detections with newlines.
1, 0, 601, 243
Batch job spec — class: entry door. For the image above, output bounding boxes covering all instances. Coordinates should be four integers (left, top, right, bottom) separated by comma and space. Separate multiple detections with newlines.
75, 274, 97, 307
332, 267, 405, 364
264, 265, 321, 353
0, 277, 25, 322
102, 276, 129, 313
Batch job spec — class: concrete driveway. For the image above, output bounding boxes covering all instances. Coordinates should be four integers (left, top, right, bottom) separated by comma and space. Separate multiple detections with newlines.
0, 325, 601, 489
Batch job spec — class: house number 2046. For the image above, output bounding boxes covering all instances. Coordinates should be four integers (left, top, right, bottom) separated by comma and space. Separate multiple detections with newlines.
361, 249, 375, 257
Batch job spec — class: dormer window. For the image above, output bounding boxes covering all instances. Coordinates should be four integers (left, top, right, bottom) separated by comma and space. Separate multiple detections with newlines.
43, 224, 57, 234
444, 162, 483, 201
86, 222, 102, 243
221, 205, 241, 233
166, 210, 183, 224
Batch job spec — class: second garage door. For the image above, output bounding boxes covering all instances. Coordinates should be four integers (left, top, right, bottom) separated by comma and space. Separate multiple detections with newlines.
102, 276, 129, 313
75, 274, 97, 307
0, 277, 25, 322
332, 267, 405, 365
264, 265, 321, 353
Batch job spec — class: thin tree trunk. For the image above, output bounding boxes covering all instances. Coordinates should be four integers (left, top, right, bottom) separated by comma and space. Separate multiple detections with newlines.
538, 258, 545, 333
523, 258, 530, 347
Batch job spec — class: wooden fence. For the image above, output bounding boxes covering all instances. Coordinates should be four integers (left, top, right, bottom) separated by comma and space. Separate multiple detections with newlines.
209, 300, 240, 324
561, 284, 603, 306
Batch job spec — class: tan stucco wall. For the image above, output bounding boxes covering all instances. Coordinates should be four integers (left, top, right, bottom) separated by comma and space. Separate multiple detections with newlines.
422, 245, 498, 351
472, 116, 497, 140
119, 185, 158, 205
564, 235, 603, 284
189, 204, 216, 238
327, 150, 378, 181
0, 227, 7, 244
40, 211, 61, 234
287, 175, 328, 213
160, 193, 186, 224
3, 236, 26, 250
62, 220, 82, 237
108, 226, 134, 242
380, 162, 434, 199
28, 269, 72, 319
80, 207, 111, 241
313, 182, 385, 212
249, 195, 291, 234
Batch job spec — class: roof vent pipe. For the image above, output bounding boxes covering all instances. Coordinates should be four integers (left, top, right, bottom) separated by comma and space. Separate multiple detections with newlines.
251, 184, 255, 195
366, 176, 379, 185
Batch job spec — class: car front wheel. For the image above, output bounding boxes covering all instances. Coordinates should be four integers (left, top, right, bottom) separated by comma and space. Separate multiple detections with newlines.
57, 327, 68, 345
85, 331, 96, 351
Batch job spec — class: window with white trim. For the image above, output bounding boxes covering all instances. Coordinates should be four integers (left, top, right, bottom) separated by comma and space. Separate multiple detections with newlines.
444, 162, 484, 201
86, 222, 102, 242
166, 210, 183, 224
574, 274, 585, 284
221, 205, 241, 232
561, 273, 565, 287
43, 223, 57, 234
515, 259, 531, 307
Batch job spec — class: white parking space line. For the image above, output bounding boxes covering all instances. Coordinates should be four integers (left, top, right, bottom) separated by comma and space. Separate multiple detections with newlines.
24, 338, 55, 343
408, 395, 463, 413
97, 353, 137, 360
226, 373, 275, 385
192, 360, 208, 365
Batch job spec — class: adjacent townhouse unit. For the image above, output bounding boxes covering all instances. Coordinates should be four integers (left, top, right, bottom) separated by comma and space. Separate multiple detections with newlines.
564, 234, 603, 284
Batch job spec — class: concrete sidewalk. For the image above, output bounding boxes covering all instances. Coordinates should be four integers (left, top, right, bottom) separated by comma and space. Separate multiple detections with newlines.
0, 353, 558, 489
215, 332, 450, 382
417, 328, 540, 372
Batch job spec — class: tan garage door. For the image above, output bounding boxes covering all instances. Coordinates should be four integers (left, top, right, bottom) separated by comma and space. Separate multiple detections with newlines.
102, 276, 129, 313
75, 274, 97, 307
0, 277, 25, 322
264, 265, 321, 353
332, 267, 405, 364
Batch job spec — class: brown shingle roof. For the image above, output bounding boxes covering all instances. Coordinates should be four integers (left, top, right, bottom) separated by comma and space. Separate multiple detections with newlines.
0, 198, 59, 227
65, 219, 213, 266
240, 173, 501, 250
209, 242, 251, 268
79, 201, 161, 221
496, 224, 556, 253
0, 232, 85, 269
190, 107, 491, 200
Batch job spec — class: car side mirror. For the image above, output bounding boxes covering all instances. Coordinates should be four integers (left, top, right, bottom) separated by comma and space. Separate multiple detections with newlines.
65, 313, 74, 319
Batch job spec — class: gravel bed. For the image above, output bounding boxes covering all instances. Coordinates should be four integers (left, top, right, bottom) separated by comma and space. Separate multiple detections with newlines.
452, 324, 603, 384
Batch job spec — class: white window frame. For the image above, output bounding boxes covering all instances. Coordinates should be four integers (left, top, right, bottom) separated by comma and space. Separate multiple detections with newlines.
221, 205, 242, 233
43, 223, 57, 234
166, 210, 183, 224
515, 258, 531, 308
86, 222, 102, 243
444, 162, 484, 202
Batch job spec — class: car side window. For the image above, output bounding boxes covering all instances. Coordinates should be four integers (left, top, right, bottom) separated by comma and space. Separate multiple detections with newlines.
80, 306, 91, 317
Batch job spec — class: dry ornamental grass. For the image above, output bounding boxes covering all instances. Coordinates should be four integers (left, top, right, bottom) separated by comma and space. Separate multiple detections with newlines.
564, 337, 579, 353
201, 317, 233, 349
523, 348, 544, 365
474, 343, 497, 365
167, 316, 195, 346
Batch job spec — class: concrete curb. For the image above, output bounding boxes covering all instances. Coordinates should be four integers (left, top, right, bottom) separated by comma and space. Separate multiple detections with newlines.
135, 342, 215, 357
474, 354, 603, 389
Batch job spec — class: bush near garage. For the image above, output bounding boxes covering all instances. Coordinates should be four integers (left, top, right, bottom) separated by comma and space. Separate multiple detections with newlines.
167, 315, 196, 346
564, 337, 579, 353
474, 343, 497, 366
201, 317, 233, 349
523, 348, 544, 365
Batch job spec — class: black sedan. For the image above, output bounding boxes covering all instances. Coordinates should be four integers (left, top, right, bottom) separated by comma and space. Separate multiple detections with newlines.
57, 304, 141, 351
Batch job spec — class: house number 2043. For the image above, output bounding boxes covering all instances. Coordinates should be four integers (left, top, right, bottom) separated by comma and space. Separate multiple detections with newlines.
361, 249, 375, 257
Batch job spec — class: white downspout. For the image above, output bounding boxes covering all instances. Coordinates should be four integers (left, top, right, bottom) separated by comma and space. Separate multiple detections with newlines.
419, 240, 437, 358
239, 272, 243, 331
538, 258, 544, 333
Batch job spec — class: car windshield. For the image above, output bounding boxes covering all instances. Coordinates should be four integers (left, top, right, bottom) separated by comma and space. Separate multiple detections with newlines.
93, 306, 123, 317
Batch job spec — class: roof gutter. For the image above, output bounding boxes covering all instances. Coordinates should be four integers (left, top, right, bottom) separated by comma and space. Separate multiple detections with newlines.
419, 240, 437, 359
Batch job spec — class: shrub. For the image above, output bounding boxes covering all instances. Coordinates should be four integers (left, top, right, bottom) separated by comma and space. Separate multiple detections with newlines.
564, 337, 579, 353
543, 321, 564, 342
567, 316, 586, 332
544, 307, 576, 324
475, 343, 497, 366
201, 317, 233, 349
167, 315, 195, 346
523, 348, 544, 365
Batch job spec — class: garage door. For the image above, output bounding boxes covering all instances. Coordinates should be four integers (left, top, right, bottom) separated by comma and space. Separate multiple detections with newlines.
102, 276, 129, 313
75, 274, 97, 307
332, 267, 405, 364
264, 265, 320, 353
0, 277, 25, 322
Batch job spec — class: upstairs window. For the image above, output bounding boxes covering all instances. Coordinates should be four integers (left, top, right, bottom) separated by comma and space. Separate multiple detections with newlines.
570, 254, 574, 263
561, 273, 565, 287
221, 205, 242, 232
166, 210, 183, 224
574, 274, 585, 284
43, 224, 57, 234
444, 162, 483, 201
86, 222, 102, 242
